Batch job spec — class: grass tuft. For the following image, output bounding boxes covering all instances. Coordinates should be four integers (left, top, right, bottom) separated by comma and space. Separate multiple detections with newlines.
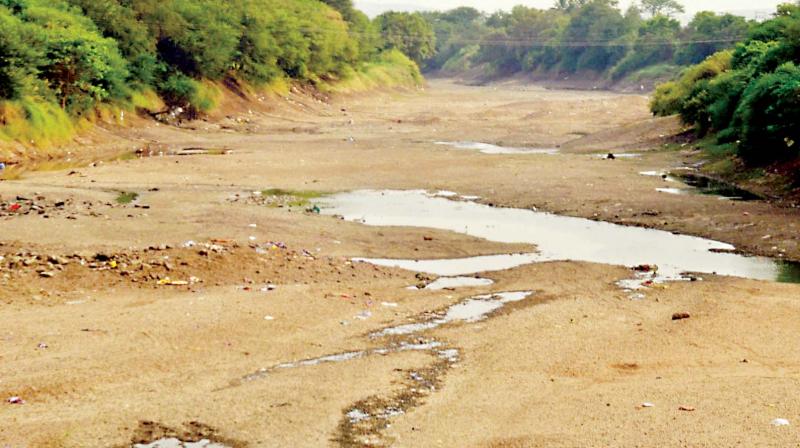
115, 191, 139, 204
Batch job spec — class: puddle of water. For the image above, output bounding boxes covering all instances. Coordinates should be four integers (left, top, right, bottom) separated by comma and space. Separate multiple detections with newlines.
656, 187, 689, 195
411, 276, 495, 290
134, 439, 228, 448
361, 253, 542, 277
241, 341, 444, 381
640, 171, 679, 182
435, 141, 559, 155
647, 171, 762, 201
373, 291, 533, 337
238, 290, 531, 384
321, 190, 800, 284
274, 351, 366, 369
677, 173, 762, 201
640, 171, 662, 177
777, 261, 800, 283
595, 153, 641, 159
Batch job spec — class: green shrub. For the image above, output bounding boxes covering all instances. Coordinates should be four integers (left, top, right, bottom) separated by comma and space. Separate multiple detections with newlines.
650, 50, 732, 118
734, 63, 800, 164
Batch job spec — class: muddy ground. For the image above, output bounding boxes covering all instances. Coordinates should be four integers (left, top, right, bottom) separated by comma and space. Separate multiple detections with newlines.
0, 80, 798, 447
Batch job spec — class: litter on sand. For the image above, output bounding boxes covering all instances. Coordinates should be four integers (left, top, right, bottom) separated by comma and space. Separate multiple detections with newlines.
157, 278, 190, 286
771, 418, 790, 427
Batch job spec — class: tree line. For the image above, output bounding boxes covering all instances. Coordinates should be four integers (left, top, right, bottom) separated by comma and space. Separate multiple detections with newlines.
651, 3, 800, 171
413, 0, 750, 82
0, 0, 424, 144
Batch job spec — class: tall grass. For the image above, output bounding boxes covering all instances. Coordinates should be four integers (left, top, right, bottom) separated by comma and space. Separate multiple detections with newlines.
327, 50, 423, 93
0, 99, 74, 147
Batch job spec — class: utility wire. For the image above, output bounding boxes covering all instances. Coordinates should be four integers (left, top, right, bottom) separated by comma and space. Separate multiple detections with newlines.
265, 25, 748, 48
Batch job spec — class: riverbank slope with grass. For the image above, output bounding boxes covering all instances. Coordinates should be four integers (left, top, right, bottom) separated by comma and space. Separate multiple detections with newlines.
0, 0, 422, 162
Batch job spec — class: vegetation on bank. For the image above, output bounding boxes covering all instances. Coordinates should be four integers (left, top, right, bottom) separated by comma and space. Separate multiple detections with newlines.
651, 3, 800, 183
418, 0, 750, 85
0, 0, 423, 148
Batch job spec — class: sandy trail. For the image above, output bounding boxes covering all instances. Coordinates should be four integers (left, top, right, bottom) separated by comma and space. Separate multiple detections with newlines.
0, 80, 798, 447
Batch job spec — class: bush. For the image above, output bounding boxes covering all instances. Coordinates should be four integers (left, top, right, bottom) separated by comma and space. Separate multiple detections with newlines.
734, 63, 800, 164
650, 4, 800, 174
650, 50, 732, 118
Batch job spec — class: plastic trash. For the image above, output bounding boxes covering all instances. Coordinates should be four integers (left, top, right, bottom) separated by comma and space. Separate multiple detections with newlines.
633, 264, 658, 273
640, 402, 655, 408
771, 418, 790, 427
7, 396, 24, 404
0, 162, 5, 171
157, 278, 189, 286
346, 409, 370, 423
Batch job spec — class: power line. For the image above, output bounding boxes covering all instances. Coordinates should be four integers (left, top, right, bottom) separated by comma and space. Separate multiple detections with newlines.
277, 24, 748, 47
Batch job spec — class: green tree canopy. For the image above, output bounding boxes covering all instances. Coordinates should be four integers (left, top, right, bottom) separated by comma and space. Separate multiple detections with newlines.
639, 0, 685, 17
376, 11, 436, 64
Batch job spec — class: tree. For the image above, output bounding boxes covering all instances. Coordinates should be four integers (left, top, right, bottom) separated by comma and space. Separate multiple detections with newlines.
735, 62, 800, 164
553, 0, 589, 12
560, 0, 631, 72
320, 0, 357, 22
675, 12, 750, 65
639, 0, 684, 17
375, 12, 436, 64
610, 15, 680, 79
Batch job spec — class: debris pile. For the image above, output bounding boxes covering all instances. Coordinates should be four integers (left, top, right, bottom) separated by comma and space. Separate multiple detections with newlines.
0, 195, 112, 220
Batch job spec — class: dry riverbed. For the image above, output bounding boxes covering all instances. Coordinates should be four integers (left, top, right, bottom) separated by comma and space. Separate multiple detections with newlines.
0, 80, 798, 447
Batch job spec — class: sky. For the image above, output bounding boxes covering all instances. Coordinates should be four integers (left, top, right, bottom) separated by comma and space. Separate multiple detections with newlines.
354, 0, 785, 20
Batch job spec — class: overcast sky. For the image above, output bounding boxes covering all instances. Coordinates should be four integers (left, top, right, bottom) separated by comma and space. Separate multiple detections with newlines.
355, 0, 784, 19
